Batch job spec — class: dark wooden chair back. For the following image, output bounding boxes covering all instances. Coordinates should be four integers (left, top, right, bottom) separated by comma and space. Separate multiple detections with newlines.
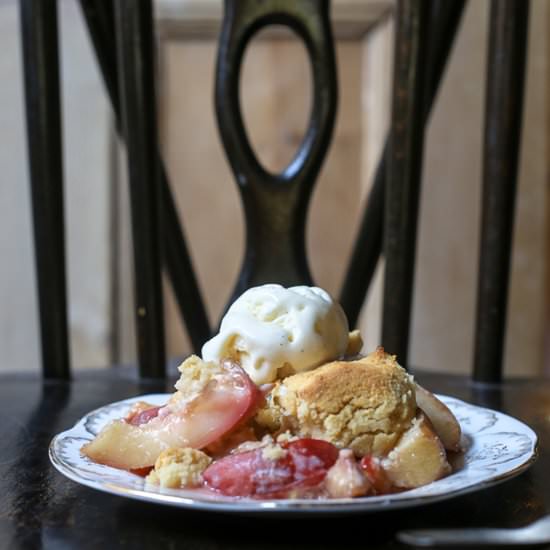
19, 0, 529, 383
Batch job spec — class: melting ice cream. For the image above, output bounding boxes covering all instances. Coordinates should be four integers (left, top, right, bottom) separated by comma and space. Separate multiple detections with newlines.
202, 284, 349, 385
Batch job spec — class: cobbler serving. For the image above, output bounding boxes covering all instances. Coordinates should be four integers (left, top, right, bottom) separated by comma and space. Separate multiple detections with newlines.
82, 284, 461, 499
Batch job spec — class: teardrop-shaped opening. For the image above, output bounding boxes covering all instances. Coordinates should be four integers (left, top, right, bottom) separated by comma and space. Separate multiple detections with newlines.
240, 26, 312, 175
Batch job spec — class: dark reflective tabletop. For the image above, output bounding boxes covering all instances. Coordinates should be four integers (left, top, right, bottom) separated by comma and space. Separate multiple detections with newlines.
1, 368, 549, 550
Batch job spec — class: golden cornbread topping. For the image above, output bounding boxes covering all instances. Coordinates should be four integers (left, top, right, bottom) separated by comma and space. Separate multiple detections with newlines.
255, 348, 417, 457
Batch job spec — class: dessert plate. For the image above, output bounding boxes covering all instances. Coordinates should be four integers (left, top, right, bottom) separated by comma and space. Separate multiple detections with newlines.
49, 394, 537, 515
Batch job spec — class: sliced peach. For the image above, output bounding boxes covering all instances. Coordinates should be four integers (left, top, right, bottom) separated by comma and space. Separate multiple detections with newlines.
325, 450, 371, 498
415, 383, 461, 452
82, 362, 261, 470
382, 412, 451, 489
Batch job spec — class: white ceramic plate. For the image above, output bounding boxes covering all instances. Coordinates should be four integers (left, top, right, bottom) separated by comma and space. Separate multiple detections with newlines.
49, 394, 538, 515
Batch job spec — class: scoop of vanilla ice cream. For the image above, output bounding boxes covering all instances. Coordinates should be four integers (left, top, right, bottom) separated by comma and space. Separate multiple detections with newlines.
201, 284, 349, 385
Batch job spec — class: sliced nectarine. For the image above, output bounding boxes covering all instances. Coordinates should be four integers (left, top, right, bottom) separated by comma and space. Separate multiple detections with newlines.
382, 412, 451, 489
415, 383, 461, 452
82, 362, 261, 470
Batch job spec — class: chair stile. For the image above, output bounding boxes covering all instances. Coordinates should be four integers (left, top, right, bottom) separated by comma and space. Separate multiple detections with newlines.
381, 0, 431, 369
20, 0, 70, 379
339, 0, 466, 331
473, 0, 530, 383
113, 0, 166, 378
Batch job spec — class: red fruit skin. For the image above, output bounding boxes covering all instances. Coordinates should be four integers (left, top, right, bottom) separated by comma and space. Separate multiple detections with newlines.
359, 455, 393, 494
130, 466, 154, 477
203, 438, 339, 498
127, 406, 161, 426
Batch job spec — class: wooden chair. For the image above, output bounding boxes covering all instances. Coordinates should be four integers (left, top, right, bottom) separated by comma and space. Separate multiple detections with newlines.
19, 0, 529, 383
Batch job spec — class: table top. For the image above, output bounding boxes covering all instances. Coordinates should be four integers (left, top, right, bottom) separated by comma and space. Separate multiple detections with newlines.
1, 367, 549, 550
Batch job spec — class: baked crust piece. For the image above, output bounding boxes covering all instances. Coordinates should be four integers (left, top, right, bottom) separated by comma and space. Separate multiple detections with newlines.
146, 447, 212, 488
255, 347, 416, 457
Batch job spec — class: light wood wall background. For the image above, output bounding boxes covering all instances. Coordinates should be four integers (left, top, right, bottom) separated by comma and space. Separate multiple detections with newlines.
1, 0, 548, 377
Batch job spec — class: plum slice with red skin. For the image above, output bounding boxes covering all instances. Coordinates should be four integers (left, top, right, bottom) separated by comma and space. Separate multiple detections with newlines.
203, 438, 339, 498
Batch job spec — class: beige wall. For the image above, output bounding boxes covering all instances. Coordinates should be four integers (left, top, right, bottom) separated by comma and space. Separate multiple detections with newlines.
0, 0, 112, 372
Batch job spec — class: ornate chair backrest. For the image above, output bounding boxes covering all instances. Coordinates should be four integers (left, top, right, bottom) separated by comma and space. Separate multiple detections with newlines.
20, 0, 529, 383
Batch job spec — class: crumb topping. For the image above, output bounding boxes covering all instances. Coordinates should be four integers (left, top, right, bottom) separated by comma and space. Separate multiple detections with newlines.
261, 443, 288, 461
170, 355, 223, 409
146, 447, 211, 488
